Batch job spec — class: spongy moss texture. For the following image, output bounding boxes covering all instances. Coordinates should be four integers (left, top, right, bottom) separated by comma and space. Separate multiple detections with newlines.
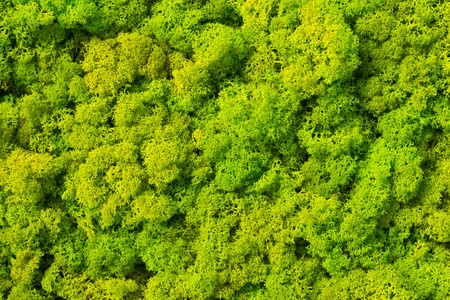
1, 0, 450, 299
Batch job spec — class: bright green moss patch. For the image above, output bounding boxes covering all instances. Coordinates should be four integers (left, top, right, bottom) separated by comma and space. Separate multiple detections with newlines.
1, 0, 450, 299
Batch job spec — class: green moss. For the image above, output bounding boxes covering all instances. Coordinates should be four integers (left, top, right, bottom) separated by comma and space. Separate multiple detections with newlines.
1, 0, 450, 299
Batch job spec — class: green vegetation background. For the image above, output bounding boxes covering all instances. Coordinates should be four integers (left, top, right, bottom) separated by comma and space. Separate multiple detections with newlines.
1, 0, 450, 299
